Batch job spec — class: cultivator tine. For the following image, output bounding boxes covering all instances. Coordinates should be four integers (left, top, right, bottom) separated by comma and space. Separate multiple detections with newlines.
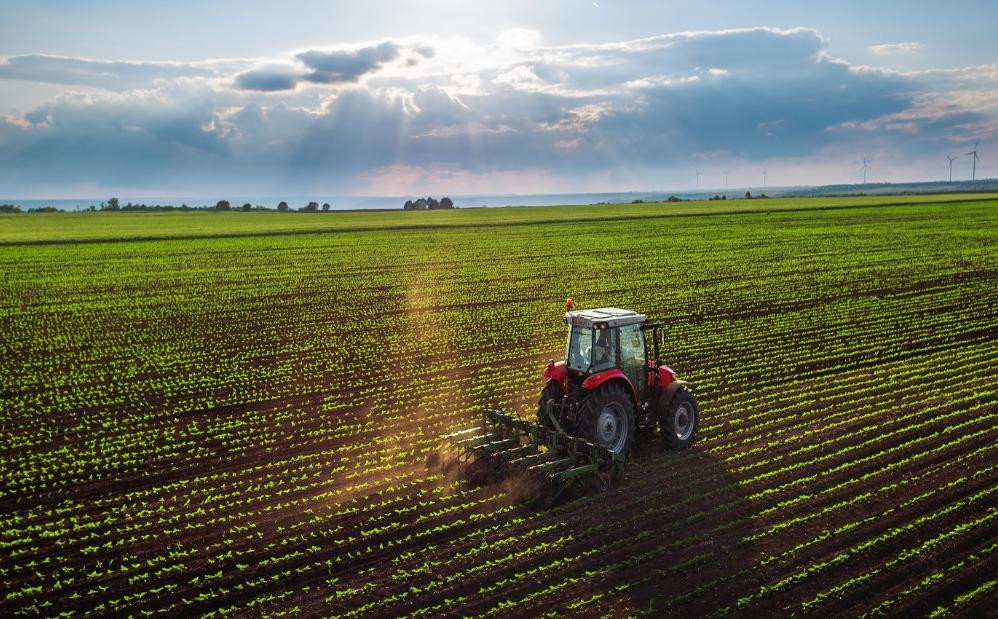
443, 427, 481, 440
475, 437, 520, 455
495, 444, 537, 461
528, 457, 577, 474
509, 451, 557, 468
455, 432, 502, 447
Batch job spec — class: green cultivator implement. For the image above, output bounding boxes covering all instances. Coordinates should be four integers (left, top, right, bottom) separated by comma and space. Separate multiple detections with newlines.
447, 408, 625, 502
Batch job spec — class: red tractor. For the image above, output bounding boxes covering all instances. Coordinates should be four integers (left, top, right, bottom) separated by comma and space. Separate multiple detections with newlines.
448, 302, 699, 497
537, 305, 699, 455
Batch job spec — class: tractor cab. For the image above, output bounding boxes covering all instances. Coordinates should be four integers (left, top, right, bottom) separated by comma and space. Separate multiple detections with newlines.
564, 307, 658, 391
557, 306, 673, 401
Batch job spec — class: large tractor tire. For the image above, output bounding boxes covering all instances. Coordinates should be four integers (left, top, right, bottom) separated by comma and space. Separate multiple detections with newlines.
659, 388, 699, 449
536, 380, 564, 430
578, 383, 635, 456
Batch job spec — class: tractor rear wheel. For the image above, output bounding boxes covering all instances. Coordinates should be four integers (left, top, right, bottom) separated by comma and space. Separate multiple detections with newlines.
659, 388, 699, 449
579, 384, 635, 456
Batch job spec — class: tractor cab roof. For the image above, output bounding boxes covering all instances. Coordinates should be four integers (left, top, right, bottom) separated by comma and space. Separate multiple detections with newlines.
564, 307, 647, 329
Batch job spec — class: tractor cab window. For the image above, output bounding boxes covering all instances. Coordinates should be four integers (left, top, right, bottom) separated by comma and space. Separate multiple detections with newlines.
591, 327, 617, 372
566, 326, 592, 371
619, 324, 646, 392
567, 324, 617, 373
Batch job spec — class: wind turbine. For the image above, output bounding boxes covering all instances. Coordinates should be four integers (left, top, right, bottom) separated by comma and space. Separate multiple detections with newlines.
761, 168, 767, 188
966, 140, 980, 181
723, 170, 729, 190
946, 154, 958, 182
860, 157, 870, 184
695, 170, 701, 190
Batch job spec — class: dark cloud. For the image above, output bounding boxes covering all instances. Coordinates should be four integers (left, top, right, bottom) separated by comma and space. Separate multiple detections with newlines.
233, 66, 301, 92
582, 57, 913, 161
415, 45, 436, 58
0, 91, 229, 193
296, 42, 399, 83
232, 42, 401, 91
524, 27, 827, 93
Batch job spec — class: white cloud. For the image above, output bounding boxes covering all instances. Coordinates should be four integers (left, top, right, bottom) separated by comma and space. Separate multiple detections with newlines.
496, 29, 543, 50
870, 42, 925, 55
493, 65, 544, 87
0, 54, 230, 90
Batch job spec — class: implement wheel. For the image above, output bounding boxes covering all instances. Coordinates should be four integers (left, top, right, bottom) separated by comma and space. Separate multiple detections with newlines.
593, 462, 624, 493
579, 383, 635, 456
659, 388, 700, 449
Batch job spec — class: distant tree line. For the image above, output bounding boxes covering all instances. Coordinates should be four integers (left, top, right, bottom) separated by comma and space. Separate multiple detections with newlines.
403, 197, 455, 210
208, 199, 332, 212
96, 197, 211, 211
1, 204, 63, 213
216, 200, 332, 212
44, 197, 339, 213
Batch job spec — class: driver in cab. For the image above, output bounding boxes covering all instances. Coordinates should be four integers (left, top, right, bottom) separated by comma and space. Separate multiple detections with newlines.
592, 329, 614, 370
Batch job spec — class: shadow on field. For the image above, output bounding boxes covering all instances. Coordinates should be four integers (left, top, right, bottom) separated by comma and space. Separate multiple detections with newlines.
556, 441, 760, 616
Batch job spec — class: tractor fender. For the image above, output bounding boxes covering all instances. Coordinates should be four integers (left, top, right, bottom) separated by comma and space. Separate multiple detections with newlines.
655, 364, 677, 388
658, 380, 690, 412
543, 360, 568, 382
582, 369, 640, 407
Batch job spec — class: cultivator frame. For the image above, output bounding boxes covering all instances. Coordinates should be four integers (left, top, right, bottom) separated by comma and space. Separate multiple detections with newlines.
447, 408, 625, 501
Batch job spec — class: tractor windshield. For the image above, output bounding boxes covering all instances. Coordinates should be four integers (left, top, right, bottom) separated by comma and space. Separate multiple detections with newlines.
566, 326, 592, 371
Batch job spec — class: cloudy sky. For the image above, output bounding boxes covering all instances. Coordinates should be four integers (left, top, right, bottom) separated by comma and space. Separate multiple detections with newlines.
1, 0, 996, 198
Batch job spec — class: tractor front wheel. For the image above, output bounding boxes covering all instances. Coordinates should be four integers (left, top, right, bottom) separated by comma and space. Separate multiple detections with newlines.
659, 388, 700, 449
579, 384, 635, 456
